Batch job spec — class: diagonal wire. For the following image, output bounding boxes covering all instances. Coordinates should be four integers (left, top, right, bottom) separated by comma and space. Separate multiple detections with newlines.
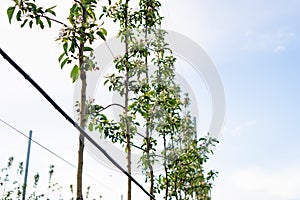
0, 47, 155, 200
0, 117, 76, 169
0, 117, 113, 191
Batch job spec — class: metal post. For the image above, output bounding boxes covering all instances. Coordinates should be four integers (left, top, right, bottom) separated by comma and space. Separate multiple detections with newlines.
22, 130, 32, 200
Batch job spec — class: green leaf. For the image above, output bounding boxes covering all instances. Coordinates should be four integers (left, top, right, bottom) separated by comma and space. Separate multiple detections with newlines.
58, 52, 65, 62
47, 10, 56, 16
88, 123, 94, 132
104, 79, 109, 85
63, 42, 68, 55
36, 7, 43, 14
100, 28, 107, 36
7, 6, 15, 24
46, 5, 57, 11
83, 46, 93, 51
20, 19, 28, 28
29, 20, 33, 28
39, 20, 44, 29
70, 4, 77, 14
45, 5, 57, 16
70, 65, 80, 83
99, 13, 104, 20
96, 31, 106, 41
46, 18, 51, 27
76, 36, 84, 43
36, 16, 40, 25
60, 57, 69, 69
69, 39, 76, 53
87, 9, 96, 20
16, 10, 21, 21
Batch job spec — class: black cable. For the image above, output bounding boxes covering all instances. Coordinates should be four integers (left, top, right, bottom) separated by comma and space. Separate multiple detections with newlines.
0, 47, 155, 200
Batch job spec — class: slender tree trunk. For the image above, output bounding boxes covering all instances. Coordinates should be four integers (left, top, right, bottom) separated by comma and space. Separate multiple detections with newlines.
144, 26, 154, 198
125, 52, 132, 200
76, 70, 86, 199
76, 5, 87, 200
124, 1, 131, 200
146, 127, 154, 197
125, 65, 131, 200
163, 132, 169, 200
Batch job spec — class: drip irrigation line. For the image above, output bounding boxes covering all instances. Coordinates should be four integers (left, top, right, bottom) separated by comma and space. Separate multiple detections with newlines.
0, 47, 155, 200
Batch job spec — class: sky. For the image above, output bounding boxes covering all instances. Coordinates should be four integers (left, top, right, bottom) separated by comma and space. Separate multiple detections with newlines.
1, 0, 300, 200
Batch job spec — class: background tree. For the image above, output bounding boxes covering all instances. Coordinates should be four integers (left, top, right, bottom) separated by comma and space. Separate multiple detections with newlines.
99, 1, 180, 199
164, 94, 218, 200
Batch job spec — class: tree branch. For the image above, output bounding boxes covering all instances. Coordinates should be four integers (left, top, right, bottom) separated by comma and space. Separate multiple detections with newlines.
42, 15, 68, 27
98, 103, 126, 113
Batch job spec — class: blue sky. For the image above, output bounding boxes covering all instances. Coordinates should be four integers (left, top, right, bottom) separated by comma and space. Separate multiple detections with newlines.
0, 0, 300, 200
185, 1, 300, 199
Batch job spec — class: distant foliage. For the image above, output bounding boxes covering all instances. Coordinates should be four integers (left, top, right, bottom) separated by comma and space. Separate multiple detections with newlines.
0, 157, 98, 200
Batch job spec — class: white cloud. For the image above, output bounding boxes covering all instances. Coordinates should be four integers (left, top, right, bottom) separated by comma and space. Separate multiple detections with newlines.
212, 165, 300, 200
233, 166, 300, 199
226, 120, 256, 136
243, 29, 295, 53
273, 45, 286, 54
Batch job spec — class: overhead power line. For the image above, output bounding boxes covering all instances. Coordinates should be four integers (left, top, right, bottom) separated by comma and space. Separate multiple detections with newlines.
0, 47, 155, 200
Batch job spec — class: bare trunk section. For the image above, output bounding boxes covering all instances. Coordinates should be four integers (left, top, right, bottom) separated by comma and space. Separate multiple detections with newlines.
163, 133, 169, 200
125, 67, 131, 200
76, 5, 87, 200
124, 1, 131, 200
76, 70, 86, 199
145, 128, 154, 196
